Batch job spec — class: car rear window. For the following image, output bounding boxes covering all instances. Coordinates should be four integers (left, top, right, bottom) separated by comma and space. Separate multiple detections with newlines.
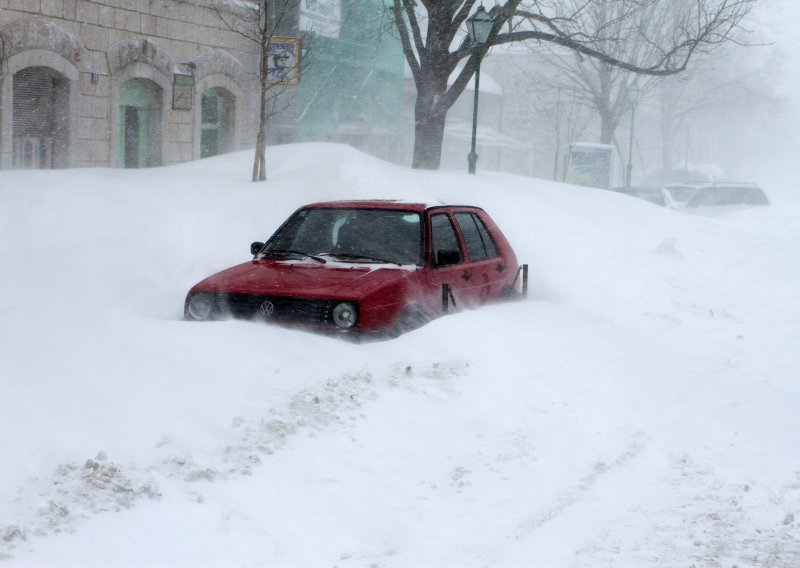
455, 212, 499, 261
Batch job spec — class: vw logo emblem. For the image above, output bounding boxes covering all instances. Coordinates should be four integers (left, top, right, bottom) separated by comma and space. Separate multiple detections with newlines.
259, 300, 275, 317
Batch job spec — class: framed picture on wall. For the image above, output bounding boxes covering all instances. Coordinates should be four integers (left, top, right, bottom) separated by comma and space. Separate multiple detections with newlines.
266, 38, 301, 85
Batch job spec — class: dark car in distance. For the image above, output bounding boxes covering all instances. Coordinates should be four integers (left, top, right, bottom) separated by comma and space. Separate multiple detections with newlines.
185, 200, 527, 336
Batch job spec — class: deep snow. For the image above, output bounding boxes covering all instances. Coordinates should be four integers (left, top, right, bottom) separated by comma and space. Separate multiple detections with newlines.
1, 144, 798, 567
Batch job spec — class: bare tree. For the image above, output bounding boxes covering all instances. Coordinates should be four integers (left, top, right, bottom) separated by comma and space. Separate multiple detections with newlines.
212, 0, 303, 181
537, 1, 671, 146
389, 0, 757, 170
543, 90, 594, 181
654, 42, 778, 183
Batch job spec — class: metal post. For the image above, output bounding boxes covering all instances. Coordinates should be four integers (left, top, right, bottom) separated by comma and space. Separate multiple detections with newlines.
468, 49, 481, 174
626, 101, 637, 188
522, 264, 528, 297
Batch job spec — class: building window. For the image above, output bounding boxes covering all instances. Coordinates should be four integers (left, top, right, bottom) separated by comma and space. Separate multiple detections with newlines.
12, 67, 70, 169
200, 87, 235, 158
119, 79, 163, 168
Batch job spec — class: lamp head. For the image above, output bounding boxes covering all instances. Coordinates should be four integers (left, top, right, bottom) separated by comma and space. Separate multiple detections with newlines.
467, 5, 494, 47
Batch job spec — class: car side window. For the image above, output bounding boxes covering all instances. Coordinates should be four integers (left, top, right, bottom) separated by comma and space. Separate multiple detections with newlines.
430, 213, 462, 267
454, 212, 499, 261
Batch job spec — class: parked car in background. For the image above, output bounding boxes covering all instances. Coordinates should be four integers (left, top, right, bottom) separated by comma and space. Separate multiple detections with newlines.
609, 186, 668, 207
185, 200, 527, 337
661, 184, 698, 209
663, 182, 769, 212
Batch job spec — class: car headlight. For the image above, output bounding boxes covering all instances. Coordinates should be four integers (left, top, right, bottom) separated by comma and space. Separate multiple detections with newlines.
187, 293, 213, 320
332, 302, 357, 329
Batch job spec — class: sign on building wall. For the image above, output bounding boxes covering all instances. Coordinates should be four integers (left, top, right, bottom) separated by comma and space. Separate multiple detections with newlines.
565, 143, 614, 189
267, 39, 301, 84
299, 0, 341, 38
173, 74, 194, 110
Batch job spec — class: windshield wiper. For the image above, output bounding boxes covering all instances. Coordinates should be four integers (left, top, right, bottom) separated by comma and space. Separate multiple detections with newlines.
323, 253, 401, 266
263, 249, 326, 263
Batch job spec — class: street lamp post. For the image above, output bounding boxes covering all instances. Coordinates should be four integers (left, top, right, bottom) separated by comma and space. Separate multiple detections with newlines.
625, 83, 641, 188
466, 6, 494, 174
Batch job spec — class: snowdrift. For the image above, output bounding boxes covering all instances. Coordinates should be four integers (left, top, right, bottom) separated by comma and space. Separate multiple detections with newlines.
1, 144, 798, 567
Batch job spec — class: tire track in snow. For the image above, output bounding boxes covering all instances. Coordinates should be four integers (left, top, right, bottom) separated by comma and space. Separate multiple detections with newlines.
0, 361, 467, 559
0, 369, 380, 557
163, 369, 379, 480
514, 431, 648, 539
0, 452, 161, 554
569, 458, 800, 567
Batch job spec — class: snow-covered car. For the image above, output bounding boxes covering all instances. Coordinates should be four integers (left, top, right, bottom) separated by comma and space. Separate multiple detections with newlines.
609, 186, 668, 207
184, 200, 527, 336
663, 182, 769, 212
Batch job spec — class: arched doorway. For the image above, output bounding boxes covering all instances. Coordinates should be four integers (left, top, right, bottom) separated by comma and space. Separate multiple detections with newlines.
12, 67, 70, 169
200, 87, 235, 158
119, 78, 163, 168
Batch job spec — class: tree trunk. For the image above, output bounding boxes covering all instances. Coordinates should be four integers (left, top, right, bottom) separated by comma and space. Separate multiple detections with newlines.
659, 86, 676, 185
252, 37, 268, 182
253, 130, 266, 182
410, 68, 452, 170
599, 108, 616, 145
412, 111, 448, 170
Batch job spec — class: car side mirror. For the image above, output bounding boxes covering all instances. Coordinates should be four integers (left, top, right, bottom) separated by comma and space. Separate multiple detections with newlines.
250, 242, 264, 256
436, 249, 461, 267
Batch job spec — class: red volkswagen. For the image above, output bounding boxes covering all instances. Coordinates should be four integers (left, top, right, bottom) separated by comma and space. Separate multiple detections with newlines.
184, 200, 527, 336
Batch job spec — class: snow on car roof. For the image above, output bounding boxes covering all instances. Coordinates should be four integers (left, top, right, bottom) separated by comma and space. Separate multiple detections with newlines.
303, 199, 477, 212
664, 182, 762, 189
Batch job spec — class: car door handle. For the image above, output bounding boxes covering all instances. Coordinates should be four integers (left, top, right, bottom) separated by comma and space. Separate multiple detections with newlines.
496, 263, 506, 273
462, 270, 472, 280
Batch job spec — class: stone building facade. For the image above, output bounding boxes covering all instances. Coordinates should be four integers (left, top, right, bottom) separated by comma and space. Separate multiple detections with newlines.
0, 0, 264, 170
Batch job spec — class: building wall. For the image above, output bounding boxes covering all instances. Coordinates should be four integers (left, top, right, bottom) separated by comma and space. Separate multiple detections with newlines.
0, 0, 263, 169
295, 0, 406, 163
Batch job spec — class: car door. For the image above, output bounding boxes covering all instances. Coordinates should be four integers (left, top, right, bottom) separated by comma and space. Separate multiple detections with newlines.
426, 210, 472, 311
453, 208, 514, 304
454, 210, 505, 304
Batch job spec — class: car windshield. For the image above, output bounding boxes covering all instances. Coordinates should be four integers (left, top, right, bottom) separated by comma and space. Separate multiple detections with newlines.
664, 186, 696, 203
261, 207, 422, 265
686, 186, 769, 207
635, 191, 666, 206
616, 188, 666, 206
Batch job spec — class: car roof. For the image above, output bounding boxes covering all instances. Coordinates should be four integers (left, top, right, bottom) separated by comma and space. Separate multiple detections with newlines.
664, 182, 761, 189
611, 186, 660, 193
302, 200, 483, 214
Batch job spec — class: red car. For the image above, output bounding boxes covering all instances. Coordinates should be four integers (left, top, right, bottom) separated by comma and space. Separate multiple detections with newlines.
184, 200, 527, 336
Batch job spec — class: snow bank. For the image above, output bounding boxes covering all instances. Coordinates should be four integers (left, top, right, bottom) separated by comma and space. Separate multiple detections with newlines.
1, 144, 798, 566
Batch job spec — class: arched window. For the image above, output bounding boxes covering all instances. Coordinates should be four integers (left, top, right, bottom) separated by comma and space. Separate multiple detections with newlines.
200, 87, 235, 158
119, 78, 163, 168
12, 67, 70, 169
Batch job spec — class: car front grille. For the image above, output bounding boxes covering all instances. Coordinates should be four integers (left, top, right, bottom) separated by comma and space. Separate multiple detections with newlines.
213, 293, 337, 325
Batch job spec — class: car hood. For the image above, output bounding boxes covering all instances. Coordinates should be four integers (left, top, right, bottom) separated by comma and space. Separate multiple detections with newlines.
190, 259, 417, 299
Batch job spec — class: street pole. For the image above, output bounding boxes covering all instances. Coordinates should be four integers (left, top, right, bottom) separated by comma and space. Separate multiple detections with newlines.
468, 49, 481, 175
465, 5, 493, 175
626, 102, 636, 188
625, 84, 640, 188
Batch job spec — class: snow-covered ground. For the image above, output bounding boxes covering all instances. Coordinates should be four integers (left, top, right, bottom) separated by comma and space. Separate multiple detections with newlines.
1, 144, 798, 567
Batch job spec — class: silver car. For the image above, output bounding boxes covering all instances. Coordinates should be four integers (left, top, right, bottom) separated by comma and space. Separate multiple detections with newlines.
663, 182, 769, 213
